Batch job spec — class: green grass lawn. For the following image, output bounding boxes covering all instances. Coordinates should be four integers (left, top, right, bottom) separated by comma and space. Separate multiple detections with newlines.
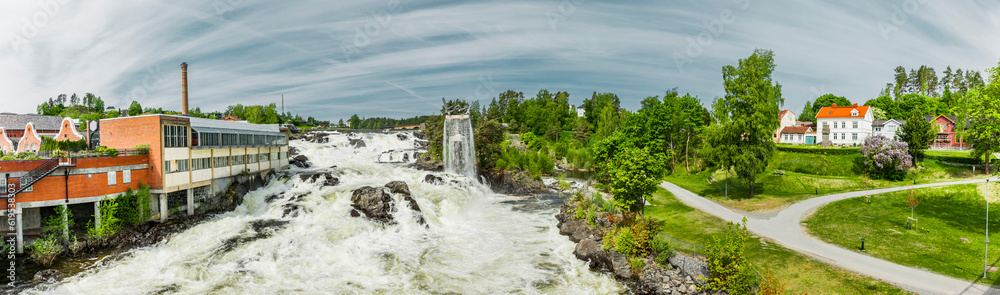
805, 183, 1000, 284
646, 188, 910, 294
925, 149, 973, 157
664, 151, 981, 212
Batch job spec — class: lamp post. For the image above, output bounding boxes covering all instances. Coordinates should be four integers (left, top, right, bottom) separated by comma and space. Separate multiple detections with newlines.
987, 178, 992, 279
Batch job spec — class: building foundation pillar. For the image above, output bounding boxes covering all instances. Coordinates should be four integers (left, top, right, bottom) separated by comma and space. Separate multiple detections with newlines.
15, 209, 23, 254
94, 201, 101, 229
159, 193, 168, 223
186, 188, 194, 216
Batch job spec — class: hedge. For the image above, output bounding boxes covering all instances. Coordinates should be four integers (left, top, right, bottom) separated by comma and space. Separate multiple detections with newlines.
777, 145, 860, 155
925, 154, 998, 165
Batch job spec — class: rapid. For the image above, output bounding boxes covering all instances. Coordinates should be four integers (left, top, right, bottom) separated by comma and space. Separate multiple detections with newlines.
25, 132, 624, 294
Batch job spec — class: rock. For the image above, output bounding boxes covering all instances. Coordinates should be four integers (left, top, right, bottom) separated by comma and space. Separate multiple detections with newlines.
401, 153, 410, 162
349, 139, 366, 148
290, 155, 311, 168
574, 237, 611, 270
265, 194, 280, 203
33, 269, 62, 283
288, 146, 300, 157
397, 133, 408, 141
282, 203, 301, 218
298, 172, 340, 187
350, 186, 395, 222
415, 154, 443, 171
610, 251, 634, 280
480, 169, 546, 195
669, 254, 709, 285
349, 209, 361, 217
637, 259, 665, 294
424, 174, 443, 185
384, 181, 411, 196
558, 219, 592, 243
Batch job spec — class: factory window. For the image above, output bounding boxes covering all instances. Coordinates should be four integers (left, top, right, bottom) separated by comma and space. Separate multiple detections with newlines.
123, 170, 131, 184
214, 156, 230, 167
193, 157, 211, 170
261, 153, 270, 162
248, 153, 258, 164
177, 159, 189, 172
20, 177, 32, 192
232, 155, 245, 165
108, 171, 116, 186
164, 125, 189, 148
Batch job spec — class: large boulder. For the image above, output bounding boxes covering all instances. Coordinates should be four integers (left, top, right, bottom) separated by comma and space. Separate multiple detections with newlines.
290, 155, 311, 168
350, 186, 395, 222
33, 269, 62, 284
423, 174, 443, 185
610, 251, 635, 280
384, 181, 411, 196
480, 169, 546, 195
574, 237, 611, 270
349, 138, 366, 148
300, 172, 339, 187
558, 219, 592, 243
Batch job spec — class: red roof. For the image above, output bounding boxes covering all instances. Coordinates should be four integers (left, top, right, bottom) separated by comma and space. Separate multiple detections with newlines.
779, 110, 792, 120
815, 104, 869, 119
779, 126, 812, 134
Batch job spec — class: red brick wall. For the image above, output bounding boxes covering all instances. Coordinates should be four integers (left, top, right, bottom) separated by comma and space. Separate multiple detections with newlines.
1, 155, 149, 207
16, 123, 42, 153
100, 116, 169, 189
55, 118, 82, 141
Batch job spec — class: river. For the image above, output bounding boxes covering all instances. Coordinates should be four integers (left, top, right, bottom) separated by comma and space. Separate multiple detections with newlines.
24, 132, 624, 294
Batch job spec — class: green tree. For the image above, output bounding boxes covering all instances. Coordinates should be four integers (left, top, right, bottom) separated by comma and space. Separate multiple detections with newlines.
128, 101, 143, 116
475, 119, 504, 170
797, 100, 815, 123
607, 147, 667, 216
106, 110, 120, 118
811, 94, 851, 113
864, 95, 900, 119
719, 49, 782, 198
349, 114, 361, 129
896, 112, 935, 166
969, 63, 1000, 174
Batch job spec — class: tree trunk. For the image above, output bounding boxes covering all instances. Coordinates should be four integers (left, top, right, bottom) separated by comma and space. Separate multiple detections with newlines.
749, 181, 755, 199
988, 153, 992, 175
685, 130, 691, 171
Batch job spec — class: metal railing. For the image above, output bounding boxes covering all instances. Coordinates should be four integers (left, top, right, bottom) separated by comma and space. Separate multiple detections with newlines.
3, 149, 148, 161
9, 158, 62, 196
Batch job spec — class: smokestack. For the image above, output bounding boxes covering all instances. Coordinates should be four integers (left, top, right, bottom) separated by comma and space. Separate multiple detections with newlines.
181, 62, 189, 115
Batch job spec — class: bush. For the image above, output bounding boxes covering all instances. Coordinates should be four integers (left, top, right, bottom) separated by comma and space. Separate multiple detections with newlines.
88, 196, 121, 242
777, 145, 860, 155
612, 227, 637, 256
43, 205, 74, 243
134, 144, 151, 156
628, 256, 645, 273
858, 134, 912, 181
705, 218, 756, 293
115, 184, 154, 226
28, 236, 63, 266
94, 146, 118, 157
651, 234, 674, 267
40, 137, 87, 152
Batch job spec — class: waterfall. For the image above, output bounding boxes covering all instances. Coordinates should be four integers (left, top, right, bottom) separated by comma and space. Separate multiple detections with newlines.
443, 115, 477, 179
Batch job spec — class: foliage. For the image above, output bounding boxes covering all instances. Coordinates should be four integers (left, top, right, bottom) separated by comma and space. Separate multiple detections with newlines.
1, 152, 41, 161
88, 196, 121, 242
344, 114, 431, 130
134, 144, 150, 155
811, 94, 851, 113
716, 49, 783, 198
495, 145, 554, 178
43, 205, 75, 243
474, 119, 504, 169
858, 134, 912, 181
40, 137, 87, 152
968, 61, 1000, 174
760, 269, 787, 295
776, 145, 860, 155
651, 234, 674, 267
607, 147, 667, 214
116, 184, 154, 226
28, 235, 63, 266
704, 218, 756, 293
612, 227, 637, 256
906, 190, 921, 220
128, 101, 143, 116
94, 146, 119, 157
896, 112, 935, 166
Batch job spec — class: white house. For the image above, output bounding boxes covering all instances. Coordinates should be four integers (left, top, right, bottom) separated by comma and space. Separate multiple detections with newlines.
872, 119, 904, 141
778, 126, 813, 144
774, 110, 797, 142
576, 106, 585, 118
814, 103, 873, 146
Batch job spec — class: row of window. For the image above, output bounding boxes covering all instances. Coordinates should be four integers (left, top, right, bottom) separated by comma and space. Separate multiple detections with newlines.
165, 152, 288, 174
165, 125, 190, 148
193, 132, 287, 147
782, 134, 802, 142
830, 133, 859, 141
1, 170, 132, 192
827, 121, 860, 129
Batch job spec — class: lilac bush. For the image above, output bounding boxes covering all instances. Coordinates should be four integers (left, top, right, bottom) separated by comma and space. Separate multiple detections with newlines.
859, 134, 912, 180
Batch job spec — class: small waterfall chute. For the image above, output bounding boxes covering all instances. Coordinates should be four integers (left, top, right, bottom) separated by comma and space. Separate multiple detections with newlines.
443, 114, 477, 179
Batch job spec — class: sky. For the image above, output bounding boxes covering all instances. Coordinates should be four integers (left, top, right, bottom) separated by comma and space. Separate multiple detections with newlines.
2, 0, 998, 122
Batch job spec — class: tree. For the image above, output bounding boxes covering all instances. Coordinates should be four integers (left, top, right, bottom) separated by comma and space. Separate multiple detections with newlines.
859, 134, 912, 180
869, 107, 888, 120
894, 66, 908, 99
128, 101, 143, 116
968, 62, 1000, 174
896, 112, 935, 166
607, 146, 667, 216
906, 190, 921, 221
719, 49, 783, 198
797, 100, 815, 123
474, 119, 504, 170
811, 94, 851, 113
864, 95, 900, 119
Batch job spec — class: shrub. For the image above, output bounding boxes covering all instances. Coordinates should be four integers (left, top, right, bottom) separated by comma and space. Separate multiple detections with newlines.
115, 184, 154, 226
28, 235, 63, 266
613, 227, 637, 256
705, 218, 756, 293
95, 146, 118, 157
651, 234, 674, 267
40, 137, 87, 152
628, 256, 645, 273
858, 134, 912, 180
760, 269, 787, 295
777, 145, 860, 155
575, 203, 587, 220
43, 205, 75, 243
87, 196, 121, 242
134, 144, 151, 156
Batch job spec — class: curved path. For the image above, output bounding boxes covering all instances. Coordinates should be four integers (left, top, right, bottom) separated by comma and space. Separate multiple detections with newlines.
660, 178, 1000, 295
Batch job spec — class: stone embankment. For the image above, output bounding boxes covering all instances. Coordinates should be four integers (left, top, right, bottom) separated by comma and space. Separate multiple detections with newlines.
556, 201, 720, 295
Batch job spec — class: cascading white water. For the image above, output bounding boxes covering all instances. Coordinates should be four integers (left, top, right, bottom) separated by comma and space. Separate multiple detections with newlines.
443, 115, 478, 179
26, 132, 624, 294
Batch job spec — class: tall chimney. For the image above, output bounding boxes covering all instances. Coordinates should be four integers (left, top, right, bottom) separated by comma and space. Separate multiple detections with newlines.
181, 62, 189, 115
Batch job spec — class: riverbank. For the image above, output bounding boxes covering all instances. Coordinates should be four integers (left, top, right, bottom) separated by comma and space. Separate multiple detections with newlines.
555, 197, 717, 295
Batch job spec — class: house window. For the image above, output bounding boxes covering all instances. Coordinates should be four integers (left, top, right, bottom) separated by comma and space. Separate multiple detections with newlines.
852, 133, 858, 140
851, 109, 858, 116
123, 170, 131, 184
875, 127, 882, 132
0, 178, 5, 190
108, 171, 116, 186
20, 177, 32, 192
852, 122, 858, 129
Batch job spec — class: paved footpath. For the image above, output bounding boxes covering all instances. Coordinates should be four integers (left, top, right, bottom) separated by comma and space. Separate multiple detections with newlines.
660, 178, 1000, 295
